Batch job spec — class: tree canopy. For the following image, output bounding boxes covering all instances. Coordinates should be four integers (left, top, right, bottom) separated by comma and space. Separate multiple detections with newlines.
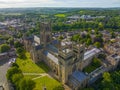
19, 78, 35, 90
0, 44, 10, 53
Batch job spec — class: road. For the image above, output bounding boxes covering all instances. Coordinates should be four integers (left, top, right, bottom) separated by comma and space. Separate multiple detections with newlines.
0, 59, 10, 90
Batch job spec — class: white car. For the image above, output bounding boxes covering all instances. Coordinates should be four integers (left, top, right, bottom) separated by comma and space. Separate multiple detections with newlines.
8, 58, 16, 66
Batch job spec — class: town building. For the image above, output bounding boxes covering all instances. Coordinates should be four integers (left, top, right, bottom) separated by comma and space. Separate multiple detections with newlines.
23, 22, 120, 90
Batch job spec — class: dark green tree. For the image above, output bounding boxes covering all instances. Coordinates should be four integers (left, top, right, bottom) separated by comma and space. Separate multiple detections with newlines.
6, 67, 22, 81
12, 73, 24, 89
110, 31, 116, 38
7, 37, 14, 46
86, 38, 92, 46
16, 47, 26, 59
14, 41, 23, 48
94, 42, 101, 48
0, 44, 10, 53
19, 78, 35, 90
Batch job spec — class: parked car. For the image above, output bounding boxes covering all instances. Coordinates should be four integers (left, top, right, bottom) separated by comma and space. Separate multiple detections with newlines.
8, 58, 16, 66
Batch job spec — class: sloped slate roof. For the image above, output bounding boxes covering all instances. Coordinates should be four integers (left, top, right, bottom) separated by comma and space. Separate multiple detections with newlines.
43, 50, 58, 65
84, 48, 101, 61
72, 71, 87, 83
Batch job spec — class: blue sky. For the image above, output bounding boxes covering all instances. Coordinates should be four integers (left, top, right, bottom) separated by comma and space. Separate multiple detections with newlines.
0, 0, 120, 8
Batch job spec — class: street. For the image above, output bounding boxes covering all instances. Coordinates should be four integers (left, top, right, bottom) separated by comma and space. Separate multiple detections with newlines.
0, 59, 10, 90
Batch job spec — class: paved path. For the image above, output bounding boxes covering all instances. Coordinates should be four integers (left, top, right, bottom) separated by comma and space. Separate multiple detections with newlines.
0, 59, 10, 90
32, 75, 45, 80
23, 73, 49, 76
23, 72, 52, 80
23, 72, 71, 90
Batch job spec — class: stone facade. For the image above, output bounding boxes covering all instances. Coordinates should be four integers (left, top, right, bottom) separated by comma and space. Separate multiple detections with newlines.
23, 22, 104, 90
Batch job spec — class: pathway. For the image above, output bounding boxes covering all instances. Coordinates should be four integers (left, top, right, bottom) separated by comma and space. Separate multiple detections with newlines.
23, 72, 52, 80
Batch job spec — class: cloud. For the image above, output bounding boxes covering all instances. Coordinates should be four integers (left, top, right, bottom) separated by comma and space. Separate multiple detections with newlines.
0, 0, 120, 8
0, 0, 25, 3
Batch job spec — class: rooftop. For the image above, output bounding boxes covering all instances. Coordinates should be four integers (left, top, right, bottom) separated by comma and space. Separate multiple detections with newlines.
72, 71, 87, 82
0, 52, 7, 56
46, 44, 58, 54
84, 48, 101, 61
43, 51, 58, 65
62, 48, 72, 53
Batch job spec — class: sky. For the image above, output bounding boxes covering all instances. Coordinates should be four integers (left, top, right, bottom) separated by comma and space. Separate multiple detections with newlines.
0, 0, 120, 8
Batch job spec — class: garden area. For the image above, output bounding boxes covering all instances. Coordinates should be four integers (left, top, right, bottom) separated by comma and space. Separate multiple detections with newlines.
7, 52, 64, 90
16, 52, 50, 73
83, 58, 102, 73
33, 76, 64, 90
16, 52, 63, 90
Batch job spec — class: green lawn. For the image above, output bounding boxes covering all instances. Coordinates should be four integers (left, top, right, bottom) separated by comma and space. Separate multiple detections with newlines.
16, 52, 64, 90
24, 75, 40, 79
16, 52, 50, 73
54, 14, 66, 18
33, 76, 64, 90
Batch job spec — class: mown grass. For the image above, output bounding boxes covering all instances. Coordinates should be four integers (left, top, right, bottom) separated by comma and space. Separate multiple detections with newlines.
54, 14, 66, 18
24, 75, 40, 79
33, 76, 64, 90
16, 52, 63, 90
16, 52, 50, 73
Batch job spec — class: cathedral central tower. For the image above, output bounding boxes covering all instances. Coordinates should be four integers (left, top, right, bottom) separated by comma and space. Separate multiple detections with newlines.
40, 22, 52, 46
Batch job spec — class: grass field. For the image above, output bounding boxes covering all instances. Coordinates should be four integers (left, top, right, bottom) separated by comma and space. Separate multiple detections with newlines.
33, 76, 64, 90
24, 75, 40, 79
16, 52, 50, 73
54, 14, 66, 18
16, 52, 63, 90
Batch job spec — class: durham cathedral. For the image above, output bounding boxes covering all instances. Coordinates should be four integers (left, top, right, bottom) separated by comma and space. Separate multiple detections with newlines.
23, 22, 103, 90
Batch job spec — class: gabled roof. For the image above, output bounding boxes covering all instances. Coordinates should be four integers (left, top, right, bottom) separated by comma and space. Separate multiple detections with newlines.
72, 71, 87, 83
84, 48, 101, 61
43, 50, 58, 65
35, 45, 43, 50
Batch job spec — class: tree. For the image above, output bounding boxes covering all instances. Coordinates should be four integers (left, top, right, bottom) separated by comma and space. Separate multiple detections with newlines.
14, 41, 23, 48
19, 78, 35, 90
111, 71, 120, 84
58, 36, 64, 40
110, 31, 116, 38
16, 47, 26, 59
12, 73, 23, 88
0, 44, 10, 53
94, 42, 101, 48
103, 72, 112, 83
101, 72, 115, 90
86, 38, 92, 46
6, 67, 22, 81
92, 58, 101, 67
71, 34, 81, 42
98, 22, 104, 30
16, 47, 25, 54
12, 63, 19, 68
86, 34, 91, 39
7, 37, 14, 46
